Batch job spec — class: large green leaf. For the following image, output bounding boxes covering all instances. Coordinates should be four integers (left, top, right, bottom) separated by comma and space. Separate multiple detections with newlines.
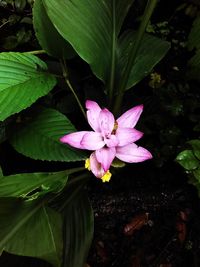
0, 198, 63, 267
9, 107, 86, 162
33, 0, 75, 59
0, 170, 69, 199
119, 31, 170, 89
43, 0, 169, 93
43, 0, 134, 84
59, 183, 94, 267
0, 52, 56, 121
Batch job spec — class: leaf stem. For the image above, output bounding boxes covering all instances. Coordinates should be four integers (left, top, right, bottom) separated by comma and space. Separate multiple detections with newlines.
26, 50, 46, 55
113, 0, 158, 115
61, 59, 87, 120
0, 20, 9, 30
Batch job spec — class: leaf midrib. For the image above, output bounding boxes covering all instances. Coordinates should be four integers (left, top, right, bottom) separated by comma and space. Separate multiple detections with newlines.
108, 0, 117, 100
0, 201, 43, 248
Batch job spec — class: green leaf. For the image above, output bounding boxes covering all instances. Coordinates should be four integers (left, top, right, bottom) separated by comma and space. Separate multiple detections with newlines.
33, 0, 75, 59
176, 149, 200, 170
188, 168, 200, 197
0, 52, 56, 121
43, 0, 134, 84
193, 168, 200, 181
0, 170, 69, 199
188, 139, 200, 160
187, 16, 200, 81
119, 31, 170, 89
15, 0, 26, 11
0, 198, 63, 267
61, 187, 94, 267
9, 107, 86, 162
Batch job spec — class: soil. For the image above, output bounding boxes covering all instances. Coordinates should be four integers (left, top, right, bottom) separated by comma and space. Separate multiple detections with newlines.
87, 163, 200, 267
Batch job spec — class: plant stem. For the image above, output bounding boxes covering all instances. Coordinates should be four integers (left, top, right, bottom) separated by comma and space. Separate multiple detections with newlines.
113, 0, 158, 115
61, 59, 87, 120
26, 50, 46, 55
66, 166, 85, 175
0, 20, 9, 29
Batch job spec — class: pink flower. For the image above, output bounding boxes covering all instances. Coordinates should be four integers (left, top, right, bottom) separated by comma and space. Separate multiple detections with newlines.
60, 100, 152, 182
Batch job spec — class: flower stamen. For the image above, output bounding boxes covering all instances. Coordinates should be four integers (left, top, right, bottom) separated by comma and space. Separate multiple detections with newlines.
85, 158, 91, 171
101, 170, 112, 182
112, 121, 118, 135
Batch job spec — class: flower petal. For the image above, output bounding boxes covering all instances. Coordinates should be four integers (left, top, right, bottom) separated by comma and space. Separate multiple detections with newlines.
95, 147, 116, 171
117, 104, 143, 128
116, 128, 143, 146
60, 131, 88, 149
99, 108, 115, 138
81, 132, 104, 150
89, 152, 105, 178
86, 100, 101, 132
116, 143, 153, 163
104, 134, 119, 147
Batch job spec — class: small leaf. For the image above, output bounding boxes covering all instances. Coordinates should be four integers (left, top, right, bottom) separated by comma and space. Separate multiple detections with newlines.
187, 16, 200, 81
15, 0, 26, 11
193, 168, 200, 181
9, 107, 86, 162
0, 52, 56, 121
176, 150, 200, 170
188, 139, 200, 160
33, 0, 75, 59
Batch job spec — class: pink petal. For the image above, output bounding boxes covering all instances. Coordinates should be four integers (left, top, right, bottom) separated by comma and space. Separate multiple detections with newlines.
86, 100, 101, 132
81, 132, 104, 150
117, 105, 143, 128
99, 108, 115, 138
116, 143, 153, 163
89, 152, 105, 178
104, 134, 119, 147
95, 147, 116, 171
115, 128, 143, 146
60, 131, 88, 149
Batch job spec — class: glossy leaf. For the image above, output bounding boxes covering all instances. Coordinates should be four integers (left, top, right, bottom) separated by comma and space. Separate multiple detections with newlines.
188, 139, 200, 160
43, 0, 134, 84
0, 170, 69, 199
9, 107, 87, 162
0, 198, 63, 267
33, 0, 75, 59
176, 149, 200, 170
119, 31, 170, 89
0, 52, 56, 121
194, 168, 200, 181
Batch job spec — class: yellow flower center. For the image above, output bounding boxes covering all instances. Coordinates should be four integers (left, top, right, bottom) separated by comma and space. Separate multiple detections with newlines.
101, 170, 112, 183
85, 158, 91, 171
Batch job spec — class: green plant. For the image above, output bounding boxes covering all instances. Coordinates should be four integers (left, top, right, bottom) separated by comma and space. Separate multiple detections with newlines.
0, 1, 171, 266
